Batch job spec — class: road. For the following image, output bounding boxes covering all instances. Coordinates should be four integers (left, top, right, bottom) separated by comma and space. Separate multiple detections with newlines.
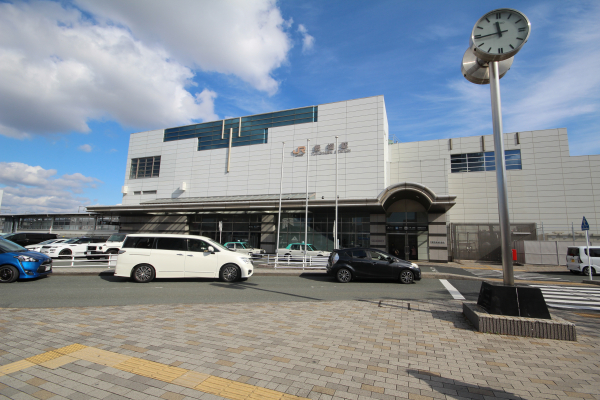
1, 274, 455, 308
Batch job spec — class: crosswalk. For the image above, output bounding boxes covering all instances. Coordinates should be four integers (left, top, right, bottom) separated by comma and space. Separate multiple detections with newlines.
529, 285, 600, 311
467, 268, 567, 282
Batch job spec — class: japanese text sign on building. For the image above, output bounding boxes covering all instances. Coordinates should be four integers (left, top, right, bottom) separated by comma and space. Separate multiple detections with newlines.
292, 146, 306, 156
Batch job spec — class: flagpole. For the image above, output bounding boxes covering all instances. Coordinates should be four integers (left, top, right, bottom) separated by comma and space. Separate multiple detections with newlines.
275, 142, 285, 268
304, 139, 310, 264
335, 136, 339, 250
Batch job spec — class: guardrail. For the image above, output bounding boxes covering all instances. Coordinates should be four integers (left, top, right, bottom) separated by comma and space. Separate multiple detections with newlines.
263, 254, 328, 269
50, 252, 117, 268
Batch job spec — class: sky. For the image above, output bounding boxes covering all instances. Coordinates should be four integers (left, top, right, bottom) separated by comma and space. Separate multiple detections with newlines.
0, 0, 599, 214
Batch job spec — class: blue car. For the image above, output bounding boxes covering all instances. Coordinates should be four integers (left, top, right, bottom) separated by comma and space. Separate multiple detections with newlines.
0, 238, 53, 283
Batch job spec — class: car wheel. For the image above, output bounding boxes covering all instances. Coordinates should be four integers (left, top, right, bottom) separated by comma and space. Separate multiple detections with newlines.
399, 270, 414, 284
220, 264, 240, 282
336, 268, 352, 283
59, 249, 72, 259
0, 265, 19, 283
582, 266, 596, 276
132, 264, 155, 283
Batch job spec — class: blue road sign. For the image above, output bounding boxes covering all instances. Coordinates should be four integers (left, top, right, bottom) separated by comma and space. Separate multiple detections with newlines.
582, 216, 590, 231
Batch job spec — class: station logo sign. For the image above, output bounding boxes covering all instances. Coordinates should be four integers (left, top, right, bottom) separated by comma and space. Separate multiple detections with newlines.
292, 142, 351, 157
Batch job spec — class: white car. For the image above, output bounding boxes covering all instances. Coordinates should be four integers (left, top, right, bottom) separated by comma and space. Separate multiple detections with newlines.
41, 237, 107, 259
85, 233, 127, 259
277, 243, 330, 258
223, 241, 265, 257
566, 246, 600, 276
115, 234, 254, 283
25, 238, 68, 252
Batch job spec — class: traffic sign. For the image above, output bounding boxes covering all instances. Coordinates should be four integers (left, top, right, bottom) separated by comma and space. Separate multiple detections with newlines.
582, 216, 590, 231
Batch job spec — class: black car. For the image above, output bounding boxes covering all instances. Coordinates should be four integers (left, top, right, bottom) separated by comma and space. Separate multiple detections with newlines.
326, 248, 421, 284
0, 232, 57, 247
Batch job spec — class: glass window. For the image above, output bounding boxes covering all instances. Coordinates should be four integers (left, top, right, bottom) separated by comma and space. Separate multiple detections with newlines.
451, 150, 521, 173
130, 156, 161, 179
369, 250, 390, 261
188, 239, 210, 252
589, 249, 600, 258
155, 237, 187, 251
123, 237, 155, 249
352, 249, 368, 259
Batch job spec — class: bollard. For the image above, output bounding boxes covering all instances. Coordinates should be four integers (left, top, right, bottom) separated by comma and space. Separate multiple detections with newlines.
378, 300, 382, 307
408, 303, 411, 311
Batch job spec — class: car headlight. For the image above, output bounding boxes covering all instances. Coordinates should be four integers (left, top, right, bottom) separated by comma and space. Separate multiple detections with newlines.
240, 257, 251, 264
411, 263, 420, 269
15, 255, 39, 262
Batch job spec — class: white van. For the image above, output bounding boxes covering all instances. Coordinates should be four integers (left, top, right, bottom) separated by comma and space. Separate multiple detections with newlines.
114, 234, 253, 283
566, 246, 600, 275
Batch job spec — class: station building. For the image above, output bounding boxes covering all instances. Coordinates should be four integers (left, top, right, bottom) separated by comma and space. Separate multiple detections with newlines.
3, 96, 598, 262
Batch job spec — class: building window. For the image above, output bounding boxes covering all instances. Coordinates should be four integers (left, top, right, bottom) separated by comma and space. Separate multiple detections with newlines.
130, 156, 161, 179
450, 150, 521, 173
163, 106, 318, 151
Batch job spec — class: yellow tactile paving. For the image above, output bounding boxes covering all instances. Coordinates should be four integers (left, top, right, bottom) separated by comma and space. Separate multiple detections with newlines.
25, 351, 63, 364
0, 359, 35, 376
39, 355, 78, 369
0, 344, 309, 400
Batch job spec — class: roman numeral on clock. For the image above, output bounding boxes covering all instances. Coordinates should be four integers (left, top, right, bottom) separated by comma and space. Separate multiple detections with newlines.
496, 13, 501, 19
498, 48, 503, 54
518, 27, 526, 32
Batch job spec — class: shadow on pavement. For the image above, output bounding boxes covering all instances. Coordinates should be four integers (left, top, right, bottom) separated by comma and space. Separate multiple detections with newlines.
209, 281, 323, 301
406, 369, 527, 399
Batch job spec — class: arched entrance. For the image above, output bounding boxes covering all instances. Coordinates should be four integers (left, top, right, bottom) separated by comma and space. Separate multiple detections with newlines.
386, 199, 428, 261
377, 182, 457, 262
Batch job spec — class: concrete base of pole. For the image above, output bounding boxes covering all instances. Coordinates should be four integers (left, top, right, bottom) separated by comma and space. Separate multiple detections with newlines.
463, 302, 576, 341
582, 279, 600, 286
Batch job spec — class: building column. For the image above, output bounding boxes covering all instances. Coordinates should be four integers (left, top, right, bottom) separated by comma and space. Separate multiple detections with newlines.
370, 214, 386, 250
261, 214, 276, 254
428, 213, 448, 262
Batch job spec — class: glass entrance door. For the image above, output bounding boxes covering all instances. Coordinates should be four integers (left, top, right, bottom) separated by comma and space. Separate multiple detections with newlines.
388, 234, 419, 261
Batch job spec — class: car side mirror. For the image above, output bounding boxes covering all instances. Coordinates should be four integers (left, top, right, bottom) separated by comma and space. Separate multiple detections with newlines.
207, 246, 215, 254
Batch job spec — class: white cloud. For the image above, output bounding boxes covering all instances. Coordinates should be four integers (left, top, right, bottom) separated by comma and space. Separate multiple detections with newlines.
0, 1, 222, 139
0, 162, 99, 213
75, 0, 292, 94
298, 24, 315, 53
78, 144, 92, 152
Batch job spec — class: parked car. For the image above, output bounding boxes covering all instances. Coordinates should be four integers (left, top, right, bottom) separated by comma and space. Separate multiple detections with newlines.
277, 243, 330, 257
0, 232, 57, 247
0, 238, 53, 283
223, 241, 265, 256
25, 238, 68, 252
40, 237, 107, 259
566, 246, 600, 275
114, 234, 254, 283
85, 233, 127, 259
326, 248, 421, 284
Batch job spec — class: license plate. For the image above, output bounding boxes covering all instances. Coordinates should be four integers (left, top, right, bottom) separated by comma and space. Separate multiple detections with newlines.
45, 265, 51, 271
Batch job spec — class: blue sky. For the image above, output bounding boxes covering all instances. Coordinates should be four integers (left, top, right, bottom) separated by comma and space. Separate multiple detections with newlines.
1, 0, 599, 214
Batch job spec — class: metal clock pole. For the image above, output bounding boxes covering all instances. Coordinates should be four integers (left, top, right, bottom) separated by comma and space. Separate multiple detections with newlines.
489, 61, 514, 286
275, 141, 285, 268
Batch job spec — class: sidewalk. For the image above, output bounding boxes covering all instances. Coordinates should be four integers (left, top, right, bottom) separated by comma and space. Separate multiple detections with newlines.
1, 299, 599, 400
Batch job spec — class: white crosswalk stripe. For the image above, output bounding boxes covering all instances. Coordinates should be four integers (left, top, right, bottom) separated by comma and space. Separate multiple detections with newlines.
529, 285, 600, 311
468, 269, 567, 281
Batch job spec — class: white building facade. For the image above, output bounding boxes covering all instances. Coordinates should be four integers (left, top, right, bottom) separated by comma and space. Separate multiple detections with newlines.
86, 95, 600, 262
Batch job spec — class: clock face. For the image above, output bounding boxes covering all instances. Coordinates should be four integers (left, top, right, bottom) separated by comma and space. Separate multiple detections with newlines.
471, 8, 530, 62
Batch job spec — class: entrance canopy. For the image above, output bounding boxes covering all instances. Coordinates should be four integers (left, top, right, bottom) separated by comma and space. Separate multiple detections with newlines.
378, 182, 456, 213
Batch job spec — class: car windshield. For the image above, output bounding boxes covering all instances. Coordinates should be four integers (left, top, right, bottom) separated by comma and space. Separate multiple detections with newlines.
37, 239, 58, 245
0, 239, 27, 253
237, 243, 248, 249
107, 234, 127, 242
62, 238, 79, 244
307, 244, 318, 251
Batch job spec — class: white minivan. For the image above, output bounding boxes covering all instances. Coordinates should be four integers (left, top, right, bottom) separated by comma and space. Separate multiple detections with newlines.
115, 234, 253, 283
566, 246, 600, 276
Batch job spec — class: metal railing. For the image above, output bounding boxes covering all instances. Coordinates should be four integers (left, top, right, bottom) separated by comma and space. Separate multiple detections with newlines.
263, 254, 328, 269
50, 252, 117, 269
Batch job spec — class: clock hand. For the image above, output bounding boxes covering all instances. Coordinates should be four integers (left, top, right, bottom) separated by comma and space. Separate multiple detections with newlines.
495, 21, 503, 37
475, 30, 508, 39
